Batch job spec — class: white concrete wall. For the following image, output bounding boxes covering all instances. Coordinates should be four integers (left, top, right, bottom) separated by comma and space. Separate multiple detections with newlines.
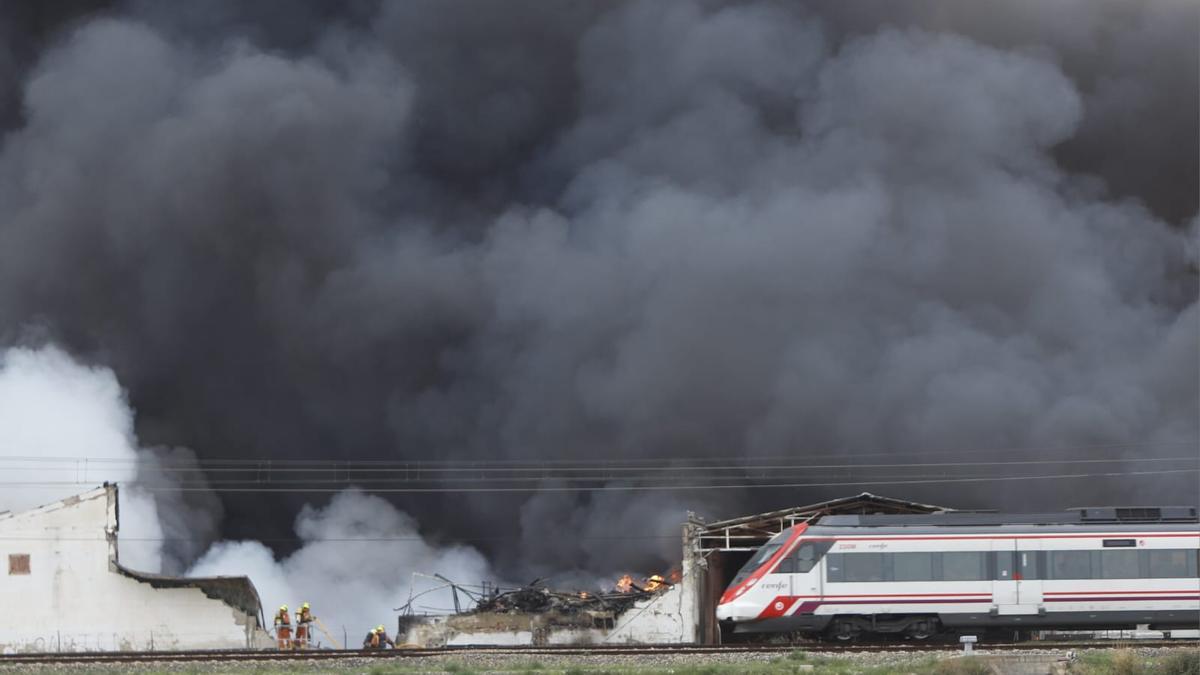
603, 523, 702, 644
0, 487, 268, 652
603, 576, 696, 643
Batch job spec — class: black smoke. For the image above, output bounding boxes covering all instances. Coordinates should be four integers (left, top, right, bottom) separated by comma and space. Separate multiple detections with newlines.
0, 0, 1196, 578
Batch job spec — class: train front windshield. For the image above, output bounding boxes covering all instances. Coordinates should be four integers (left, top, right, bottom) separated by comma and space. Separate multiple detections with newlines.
730, 530, 790, 586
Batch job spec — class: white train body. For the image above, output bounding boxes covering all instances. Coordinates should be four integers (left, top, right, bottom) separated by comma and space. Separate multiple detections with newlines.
715, 509, 1200, 638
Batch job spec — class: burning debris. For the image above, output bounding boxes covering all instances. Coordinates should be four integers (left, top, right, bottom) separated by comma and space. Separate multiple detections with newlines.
474, 584, 639, 616
448, 569, 680, 618
614, 569, 679, 595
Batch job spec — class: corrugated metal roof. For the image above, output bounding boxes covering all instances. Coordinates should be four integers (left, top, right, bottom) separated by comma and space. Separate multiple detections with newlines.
115, 564, 264, 620
700, 492, 954, 531
695, 492, 957, 551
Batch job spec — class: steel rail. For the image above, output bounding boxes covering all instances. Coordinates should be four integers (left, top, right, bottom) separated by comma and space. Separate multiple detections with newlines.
1, 640, 1194, 665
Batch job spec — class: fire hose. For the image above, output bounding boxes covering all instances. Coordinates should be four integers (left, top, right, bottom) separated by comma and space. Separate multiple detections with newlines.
313, 617, 343, 650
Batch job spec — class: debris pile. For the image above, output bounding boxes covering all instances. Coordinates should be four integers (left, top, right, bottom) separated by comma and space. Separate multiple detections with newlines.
474, 584, 641, 616
472, 569, 679, 617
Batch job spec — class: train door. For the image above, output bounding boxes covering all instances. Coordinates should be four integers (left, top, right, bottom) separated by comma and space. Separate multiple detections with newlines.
1015, 541, 1042, 608
993, 540, 1041, 615
992, 541, 1019, 607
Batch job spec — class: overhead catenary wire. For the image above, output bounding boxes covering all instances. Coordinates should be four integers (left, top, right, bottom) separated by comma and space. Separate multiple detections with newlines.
1, 467, 1193, 492
0, 454, 1193, 477
0, 438, 1193, 469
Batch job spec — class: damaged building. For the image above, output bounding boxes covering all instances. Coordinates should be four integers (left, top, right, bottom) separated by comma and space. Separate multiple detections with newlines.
0, 484, 272, 652
397, 492, 954, 646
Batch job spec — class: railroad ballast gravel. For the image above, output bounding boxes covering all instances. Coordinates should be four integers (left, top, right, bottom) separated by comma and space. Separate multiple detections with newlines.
0, 647, 1188, 673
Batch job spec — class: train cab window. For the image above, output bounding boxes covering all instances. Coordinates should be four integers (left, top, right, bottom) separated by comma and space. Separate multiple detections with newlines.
1049, 551, 1092, 579
941, 552, 987, 581
1146, 549, 1196, 578
729, 532, 788, 585
1097, 550, 1140, 579
892, 552, 935, 581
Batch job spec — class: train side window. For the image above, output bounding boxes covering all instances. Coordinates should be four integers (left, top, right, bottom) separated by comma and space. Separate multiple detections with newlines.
777, 542, 832, 574
842, 553, 886, 582
993, 551, 1014, 580
1146, 549, 1193, 578
892, 552, 935, 581
793, 543, 825, 573
1049, 551, 1092, 579
1020, 551, 1040, 580
826, 553, 844, 582
1097, 550, 1139, 579
790, 544, 815, 573
942, 552, 986, 581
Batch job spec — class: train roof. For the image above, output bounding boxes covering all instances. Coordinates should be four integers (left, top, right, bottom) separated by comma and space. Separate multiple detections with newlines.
806, 506, 1200, 533
805, 523, 1200, 537
813, 506, 1198, 531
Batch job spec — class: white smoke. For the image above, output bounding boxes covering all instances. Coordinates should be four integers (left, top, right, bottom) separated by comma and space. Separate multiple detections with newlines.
189, 489, 496, 640
0, 345, 165, 571
0, 344, 496, 635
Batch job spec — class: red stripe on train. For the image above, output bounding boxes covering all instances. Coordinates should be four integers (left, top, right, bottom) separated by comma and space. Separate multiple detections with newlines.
1044, 596, 1200, 603
802, 533, 1200, 541
1044, 590, 1200, 595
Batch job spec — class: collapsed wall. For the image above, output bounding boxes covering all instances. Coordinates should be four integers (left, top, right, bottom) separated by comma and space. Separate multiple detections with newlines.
0, 484, 272, 652
399, 581, 698, 647
397, 524, 704, 646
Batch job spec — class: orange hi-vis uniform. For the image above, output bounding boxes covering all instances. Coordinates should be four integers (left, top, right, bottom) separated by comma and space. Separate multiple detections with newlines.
274, 608, 292, 650
295, 608, 314, 649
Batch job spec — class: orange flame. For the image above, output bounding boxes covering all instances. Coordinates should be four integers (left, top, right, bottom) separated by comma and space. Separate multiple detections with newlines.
644, 574, 666, 592
667, 568, 682, 584
615, 574, 634, 593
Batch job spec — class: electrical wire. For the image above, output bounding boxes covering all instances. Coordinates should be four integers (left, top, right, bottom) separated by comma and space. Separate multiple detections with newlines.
1, 467, 1193, 493
0, 439, 1192, 468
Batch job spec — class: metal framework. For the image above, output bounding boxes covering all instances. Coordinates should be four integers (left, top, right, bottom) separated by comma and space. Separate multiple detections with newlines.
694, 492, 955, 552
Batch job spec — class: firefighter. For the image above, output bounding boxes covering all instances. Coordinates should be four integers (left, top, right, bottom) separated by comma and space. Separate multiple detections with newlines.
273, 605, 292, 650
362, 625, 395, 649
294, 602, 314, 649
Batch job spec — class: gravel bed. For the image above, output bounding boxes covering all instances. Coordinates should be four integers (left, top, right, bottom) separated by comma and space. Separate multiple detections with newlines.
0, 646, 1187, 673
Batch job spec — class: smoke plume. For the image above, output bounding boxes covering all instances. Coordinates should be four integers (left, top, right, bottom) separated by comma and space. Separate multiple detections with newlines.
0, 0, 1196, 586
0, 345, 496, 633
190, 489, 495, 638
0, 345, 169, 571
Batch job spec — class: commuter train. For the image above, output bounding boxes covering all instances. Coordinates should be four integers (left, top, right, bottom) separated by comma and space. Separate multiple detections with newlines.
715, 507, 1200, 640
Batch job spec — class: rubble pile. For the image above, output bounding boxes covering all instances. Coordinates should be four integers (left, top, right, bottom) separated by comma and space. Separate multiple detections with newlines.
472, 572, 678, 617
474, 585, 642, 616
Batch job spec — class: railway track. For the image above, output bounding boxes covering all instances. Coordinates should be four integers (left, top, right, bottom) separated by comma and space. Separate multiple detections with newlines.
0, 640, 1194, 666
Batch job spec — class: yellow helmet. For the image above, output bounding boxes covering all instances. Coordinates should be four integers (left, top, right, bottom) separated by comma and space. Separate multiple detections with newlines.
376, 625, 385, 632
302, 602, 310, 610
280, 605, 288, 611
